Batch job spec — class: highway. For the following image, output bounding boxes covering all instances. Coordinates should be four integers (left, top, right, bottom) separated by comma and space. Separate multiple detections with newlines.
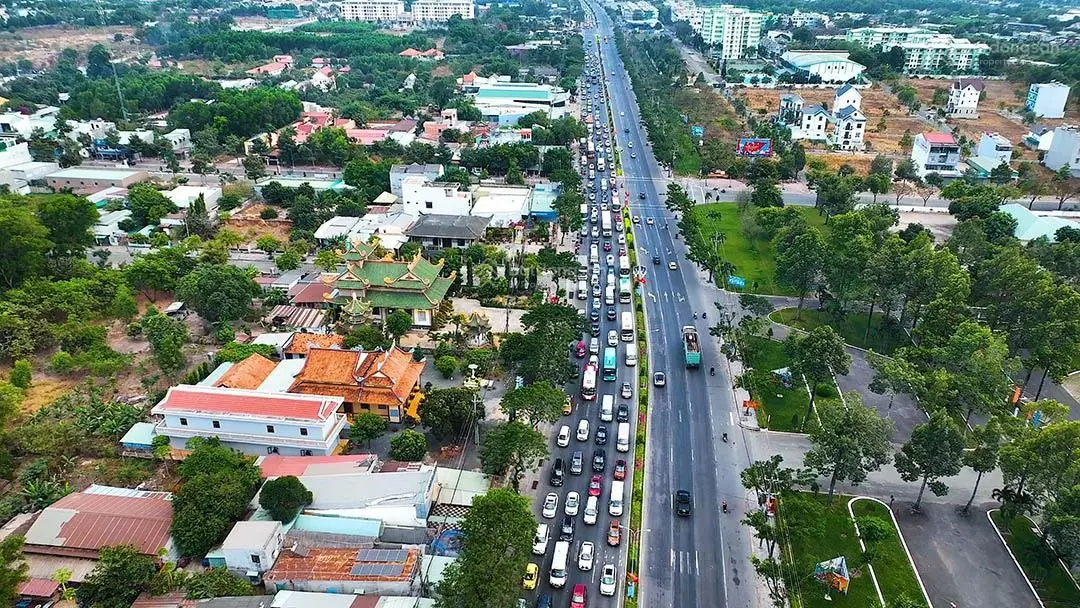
584, 2, 761, 608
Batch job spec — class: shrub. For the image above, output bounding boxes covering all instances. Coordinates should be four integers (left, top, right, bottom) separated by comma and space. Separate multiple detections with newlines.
436, 355, 457, 379
9, 359, 31, 389
259, 207, 279, 219
389, 429, 428, 461
50, 352, 76, 374
258, 475, 313, 523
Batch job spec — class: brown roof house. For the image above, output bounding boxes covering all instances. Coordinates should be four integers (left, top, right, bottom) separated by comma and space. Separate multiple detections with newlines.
288, 347, 424, 422
263, 539, 420, 595
22, 485, 174, 583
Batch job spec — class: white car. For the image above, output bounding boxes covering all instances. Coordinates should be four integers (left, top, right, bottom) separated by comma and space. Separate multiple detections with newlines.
576, 419, 590, 442
591, 227, 600, 238
646, 217, 654, 225
578, 541, 595, 571
631, 152, 637, 158
668, 261, 677, 270
542, 492, 559, 519
600, 564, 617, 596
605, 254, 614, 266
628, 142, 633, 148
618, 235, 626, 245
565, 491, 581, 516
557, 425, 571, 447
607, 330, 618, 346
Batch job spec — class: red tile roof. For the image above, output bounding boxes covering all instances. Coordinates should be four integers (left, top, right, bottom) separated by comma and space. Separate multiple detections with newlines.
288, 347, 424, 407
257, 454, 376, 478
152, 385, 343, 422
214, 354, 277, 390
25, 488, 174, 557
283, 333, 346, 356
399, 48, 423, 57
18, 578, 59, 598
288, 281, 332, 304
922, 132, 957, 145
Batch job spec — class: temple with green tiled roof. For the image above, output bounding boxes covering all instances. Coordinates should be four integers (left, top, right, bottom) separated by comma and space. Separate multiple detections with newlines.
329, 237, 455, 328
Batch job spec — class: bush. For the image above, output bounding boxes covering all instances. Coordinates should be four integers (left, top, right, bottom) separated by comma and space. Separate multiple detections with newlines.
389, 429, 428, 461
214, 324, 236, 344
50, 351, 75, 374
258, 475, 313, 523
436, 355, 457, 379
9, 359, 31, 389
259, 207, 279, 219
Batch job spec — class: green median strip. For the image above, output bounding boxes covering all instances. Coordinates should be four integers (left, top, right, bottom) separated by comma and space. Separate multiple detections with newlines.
990, 511, 1080, 608
625, 204, 647, 608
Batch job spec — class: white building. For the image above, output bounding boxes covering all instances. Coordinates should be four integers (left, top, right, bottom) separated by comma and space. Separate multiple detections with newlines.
151, 385, 348, 457
163, 185, 222, 212
0, 105, 60, 142
620, 1, 659, 26
1023, 125, 1056, 152
784, 9, 829, 28
410, 0, 474, 21
781, 51, 866, 83
222, 521, 284, 579
829, 105, 866, 151
390, 163, 444, 198
976, 132, 1013, 167
697, 5, 764, 60
1026, 82, 1071, 119
777, 93, 803, 125
93, 210, 132, 246
340, 0, 405, 21
831, 84, 861, 114
797, 104, 830, 141
400, 176, 472, 216
947, 78, 984, 118
897, 36, 990, 75
911, 132, 962, 178
470, 184, 530, 227
0, 142, 57, 194
469, 79, 570, 123
1043, 125, 1080, 177
845, 26, 931, 48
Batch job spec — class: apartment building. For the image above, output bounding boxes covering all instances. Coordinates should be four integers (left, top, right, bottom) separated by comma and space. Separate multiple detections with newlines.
897, 36, 990, 74
845, 26, 932, 48
411, 0, 475, 21
339, 0, 406, 22
911, 132, 962, 178
947, 78, 984, 118
697, 5, 764, 60
1043, 125, 1080, 177
1026, 82, 1071, 119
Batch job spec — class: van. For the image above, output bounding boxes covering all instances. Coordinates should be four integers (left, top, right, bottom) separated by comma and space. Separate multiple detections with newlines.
616, 422, 630, 453
609, 480, 625, 516
589, 337, 600, 355
590, 244, 599, 264
605, 286, 615, 306
550, 541, 570, 587
625, 343, 637, 366
533, 524, 550, 555
600, 395, 614, 422
577, 280, 587, 300
550, 458, 565, 486
583, 496, 599, 525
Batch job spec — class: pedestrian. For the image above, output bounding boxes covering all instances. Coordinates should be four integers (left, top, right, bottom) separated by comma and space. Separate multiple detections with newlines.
889, 495, 895, 510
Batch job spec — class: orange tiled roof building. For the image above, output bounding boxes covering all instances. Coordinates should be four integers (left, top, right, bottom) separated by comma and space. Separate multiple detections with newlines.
288, 347, 424, 423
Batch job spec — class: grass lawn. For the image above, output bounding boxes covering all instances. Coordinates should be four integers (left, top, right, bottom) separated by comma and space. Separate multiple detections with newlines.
772, 308, 910, 355
850, 500, 928, 607
990, 511, 1080, 608
744, 336, 811, 432
688, 203, 827, 295
781, 493, 928, 608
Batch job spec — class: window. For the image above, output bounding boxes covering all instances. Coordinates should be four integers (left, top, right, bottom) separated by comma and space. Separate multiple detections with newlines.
267, 446, 279, 454
179, 418, 188, 426
251, 554, 261, 565
300, 428, 309, 436
266, 425, 275, 433
425, 201, 433, 209
212, 420, 220, 429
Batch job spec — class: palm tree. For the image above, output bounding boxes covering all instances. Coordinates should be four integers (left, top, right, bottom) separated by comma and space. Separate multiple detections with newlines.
992, 487, 1035, 520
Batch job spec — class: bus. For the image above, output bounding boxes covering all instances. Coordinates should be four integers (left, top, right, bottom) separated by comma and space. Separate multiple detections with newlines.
581, 362, 598, 400
620, 311, 634, 342
618, 255, 631, 277
618, 276, 632, 304
601, 214, 612, 237
602, 347, 618, 381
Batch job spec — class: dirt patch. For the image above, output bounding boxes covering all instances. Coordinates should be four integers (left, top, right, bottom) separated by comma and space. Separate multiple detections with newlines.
225, 203, 295, 245
675, 84, 746, 141
808, 153, 874, 174
0, 26, 145, 68
897, 210, 957, 242
430, 64, 453, 78
18, 376, 79, 415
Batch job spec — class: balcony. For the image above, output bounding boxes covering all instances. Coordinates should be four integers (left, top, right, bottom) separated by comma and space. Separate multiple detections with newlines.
156, 414, 347, 450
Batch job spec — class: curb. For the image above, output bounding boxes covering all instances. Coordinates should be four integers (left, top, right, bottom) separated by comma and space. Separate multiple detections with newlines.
849, 496, 935, 608
986, 509, 1049, 608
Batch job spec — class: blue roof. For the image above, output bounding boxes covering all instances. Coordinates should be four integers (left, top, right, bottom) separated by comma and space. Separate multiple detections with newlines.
1000, 203, 1079, 242
120, 422, 157, 448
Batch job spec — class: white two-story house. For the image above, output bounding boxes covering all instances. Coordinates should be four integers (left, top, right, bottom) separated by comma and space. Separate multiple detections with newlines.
831, 84, 862, 114
799, 104, 831, 141
947, 78, 983, 118
911, 132, 963, 178
151, 385, 347, 456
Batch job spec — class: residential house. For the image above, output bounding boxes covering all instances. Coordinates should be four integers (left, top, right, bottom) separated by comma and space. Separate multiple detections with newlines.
798, 104, 830, 141
288, 346, 425, 422
151, 385, 348, 457
975, 132, 1013, 167
400, 176, 472, 216
1043, 125, 1080, 176
247, 62, 290, 77
22, 485, 174, 583
999, 203, 1080, 241
398, 48, 445, 60
406, 213, 491, 248
221, 521, 285, 581
947, 78, 983, 118
310, 67, 336, 91
263, 540, 420, 594
1026, 82, 1071, 119
829, 105, 866, 151
831, 84, 861, 114
470, 184, 531, 227
777, 93, 803, 125
0, 105, 60, 142
911, 132, 962, 178
46, 167, 149, 191
212, 354, 280, 390
1023, 125, 1056, 151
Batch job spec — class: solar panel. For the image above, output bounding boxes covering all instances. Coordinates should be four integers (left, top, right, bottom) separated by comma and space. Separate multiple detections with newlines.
349, 562, 405, 577
355, 548, 408, 562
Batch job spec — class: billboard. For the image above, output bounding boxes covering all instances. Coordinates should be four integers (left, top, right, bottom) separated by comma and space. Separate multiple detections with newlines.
736, 138, 774, 157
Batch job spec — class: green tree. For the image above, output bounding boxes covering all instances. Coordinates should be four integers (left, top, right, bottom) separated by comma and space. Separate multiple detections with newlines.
0, 536, 26, 606
894, 409, 965, 510
434, 488, 534, 608
350, 411, 389, 448
183, 194, 214, 239
275, 250, 301, 271
109, 284, 139, 322
258, 475, 313, 523
9, 360, 31, 389
962, 419, 1002, 514
479, 421, 548, 491
128, 183, 179, 226
0, 200, 52, 289
774, 228, 825, 319
420, 387, 477, 440
35, 194, 98, 260
786, 326, 851, 429
183, 568, 253, 599
385, 309, 413, 340
804, 393, 892, 502
314, 248, 342, 272
124, 246, 195, 301
141, 308, 188, 374
823, 212, 873, 310
175, 264, 259, 324
389, 429, 427, 461
499, 381, 565, 424
76, 545, 156, 608
343, 324, 389, 350
436, 355, 457, 379
213, 342, 275, 364
864, 173, 891, 203
242, 155, 267, 181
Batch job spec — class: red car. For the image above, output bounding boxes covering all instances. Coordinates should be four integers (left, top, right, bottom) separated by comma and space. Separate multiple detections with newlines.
575, 341, 586, 358
588, 475, 603, 497
570, 583, 587, 608
613, 459, 626, 480
603, 242, 612, 252
618, 247, 626, 256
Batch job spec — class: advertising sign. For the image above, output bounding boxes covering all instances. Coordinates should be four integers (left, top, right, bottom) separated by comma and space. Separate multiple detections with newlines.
736, 138, 774, 157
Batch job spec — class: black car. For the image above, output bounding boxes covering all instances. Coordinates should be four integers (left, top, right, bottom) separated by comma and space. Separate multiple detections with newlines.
639, 192, 646, 199
623, 127, 629, 133
590, 309, 600, 322
592, 449, 606, 472
550, 458, 564, 487
536, 594, 553, 608
595, 425, 608, 445
652, 255, 661, 265
560, 515, 576, 541
675, 490, 693, 516
606, 307, 617, 320
617, 403, 630, 423
590, 321, 601, 336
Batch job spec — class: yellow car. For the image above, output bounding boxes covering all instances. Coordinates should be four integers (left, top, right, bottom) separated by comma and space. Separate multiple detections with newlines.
522, 563, 539, 590
563, 397, 573, 416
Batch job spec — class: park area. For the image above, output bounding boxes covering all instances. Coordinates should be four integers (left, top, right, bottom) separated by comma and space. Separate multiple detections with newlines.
990, 511, 1080, 608
744, 336, 814, 432
780, 493, 928, 608
688, 203, 826, 296
771, 308, 910, 356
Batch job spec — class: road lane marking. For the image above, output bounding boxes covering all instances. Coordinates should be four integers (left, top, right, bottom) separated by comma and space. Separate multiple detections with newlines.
729, 412, 735, 426
695, 551, 700, 576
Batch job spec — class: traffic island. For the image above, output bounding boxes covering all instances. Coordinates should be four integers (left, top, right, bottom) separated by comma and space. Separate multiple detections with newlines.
740, 336, 814, 432
989, 510, 1080, 608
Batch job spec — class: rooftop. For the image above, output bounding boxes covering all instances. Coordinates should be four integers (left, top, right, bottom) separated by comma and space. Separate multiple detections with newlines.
221, 520, 282, 550
782, 50, 863, 68
24, 485, 173, 557
921, 132, 958, 145
288, 347, 424, 407
47, 167, 147, 181
407, 213, 491, 240
1000, 204, 1080, 242
214, 354, 278, 390
284, 333, 346, 356
257, 454, 379, 478
264, 546, 420, 584
152, 385, 343, 423
264, 304, 329, 330
954, 77, 985, 91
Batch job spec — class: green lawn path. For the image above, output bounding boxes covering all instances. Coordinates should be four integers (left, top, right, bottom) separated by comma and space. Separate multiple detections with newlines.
744, 336, 810, 432
990, 511, 1080, 608
772, 308, 910, 355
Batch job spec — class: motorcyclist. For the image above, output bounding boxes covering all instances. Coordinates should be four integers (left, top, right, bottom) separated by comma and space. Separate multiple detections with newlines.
710, 367, 715, 376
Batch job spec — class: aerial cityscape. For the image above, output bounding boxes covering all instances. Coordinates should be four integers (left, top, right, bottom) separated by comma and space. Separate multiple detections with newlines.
0, 0, 1077, 607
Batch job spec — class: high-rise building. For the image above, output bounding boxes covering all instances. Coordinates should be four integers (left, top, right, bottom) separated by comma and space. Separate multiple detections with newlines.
411, 0, 475, 21
339, 0, 405, 21
845, 28, 989, 74
697, 5, 764, 60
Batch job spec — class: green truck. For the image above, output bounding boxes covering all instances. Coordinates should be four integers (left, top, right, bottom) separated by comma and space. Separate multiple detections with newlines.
682, 325, 701, 368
